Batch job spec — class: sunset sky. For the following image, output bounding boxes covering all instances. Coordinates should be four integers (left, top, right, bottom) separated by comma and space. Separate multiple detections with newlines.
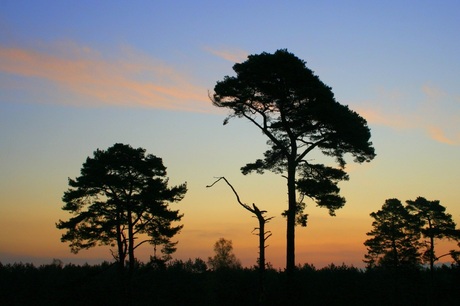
1, 1, 459, 269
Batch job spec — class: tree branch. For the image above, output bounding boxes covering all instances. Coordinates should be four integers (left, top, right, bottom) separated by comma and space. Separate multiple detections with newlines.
206, 177, 254, 213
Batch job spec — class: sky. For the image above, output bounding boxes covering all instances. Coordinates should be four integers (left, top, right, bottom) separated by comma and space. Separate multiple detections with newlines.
1, 0, 459, 269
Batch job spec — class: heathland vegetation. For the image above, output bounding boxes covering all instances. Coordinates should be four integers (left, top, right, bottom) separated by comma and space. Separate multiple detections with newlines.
1, 259, 459, 305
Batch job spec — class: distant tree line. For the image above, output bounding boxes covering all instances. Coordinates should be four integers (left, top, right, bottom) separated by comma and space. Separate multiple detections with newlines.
1, 259, 459, 305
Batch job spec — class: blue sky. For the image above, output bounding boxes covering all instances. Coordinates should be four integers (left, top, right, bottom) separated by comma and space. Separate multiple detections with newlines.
1, 1, 459, 268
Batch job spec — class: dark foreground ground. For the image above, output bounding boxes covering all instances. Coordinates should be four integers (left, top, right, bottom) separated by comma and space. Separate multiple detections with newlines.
1, 261, 459, 306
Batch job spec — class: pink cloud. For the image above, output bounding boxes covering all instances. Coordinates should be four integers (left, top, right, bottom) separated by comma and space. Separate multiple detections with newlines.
355, 85, 460, 146
0, 43, 212, 112
357, 106, 412, 130
427, 126, 459, 145
204, 46, 248, 63
421, 85, 460, 145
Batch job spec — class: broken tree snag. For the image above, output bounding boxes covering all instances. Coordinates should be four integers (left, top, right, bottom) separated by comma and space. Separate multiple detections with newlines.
206, 176, 273, 269
207, 176, 273, 304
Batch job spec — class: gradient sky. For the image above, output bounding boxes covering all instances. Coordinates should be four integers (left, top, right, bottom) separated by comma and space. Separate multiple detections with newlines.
1, 1, 459, 269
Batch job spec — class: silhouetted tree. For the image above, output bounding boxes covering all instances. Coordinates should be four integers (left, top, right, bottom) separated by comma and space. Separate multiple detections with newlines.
208, 238, 242, 270
183, 258, 208, 273
406, 197, 459, 274
56, 143, 187, 274
212, 49, 375, 273
207, 176, 273, 304
364, 199, 422, 270
206, 177, 272, 273
166, 258, 208, 273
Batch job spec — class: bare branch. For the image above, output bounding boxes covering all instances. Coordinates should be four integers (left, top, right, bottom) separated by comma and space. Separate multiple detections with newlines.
206, 177, 253, 213
134, 239, 155, 250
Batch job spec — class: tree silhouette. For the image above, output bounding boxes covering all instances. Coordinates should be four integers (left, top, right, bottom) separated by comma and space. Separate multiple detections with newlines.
207, 238, 242, 270
56, 143, 187, 275
206, 177, 273, 272
364, 199, 422, 270
212, 49, 375, 273
405, 197, 459, 274
207, 176, 273, 303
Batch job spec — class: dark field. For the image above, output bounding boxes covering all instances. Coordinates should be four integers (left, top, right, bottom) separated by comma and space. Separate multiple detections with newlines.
1, 261, 459, 306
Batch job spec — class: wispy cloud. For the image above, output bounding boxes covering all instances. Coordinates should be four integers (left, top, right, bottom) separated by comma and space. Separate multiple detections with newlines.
204, 46, 248, 63
421, 84, 460, 145
355, 85, 460, 145
0, 42, 212, 112
426, 126, 458, 145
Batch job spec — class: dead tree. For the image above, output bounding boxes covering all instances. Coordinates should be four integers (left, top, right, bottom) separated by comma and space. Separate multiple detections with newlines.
207, 177, 273, 303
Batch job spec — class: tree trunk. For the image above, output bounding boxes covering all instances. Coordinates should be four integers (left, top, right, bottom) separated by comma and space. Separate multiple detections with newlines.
258, 215, 266, 305
127, 209, 135, 275
116, 211, 125, 272
429, 235, 435, 275
427, 219, 435, 279
125, 209, 135, 305
259, 218, 265, 273
391, 238, 398, 268
286, 162, 297, 274
116, 210, 130, 305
